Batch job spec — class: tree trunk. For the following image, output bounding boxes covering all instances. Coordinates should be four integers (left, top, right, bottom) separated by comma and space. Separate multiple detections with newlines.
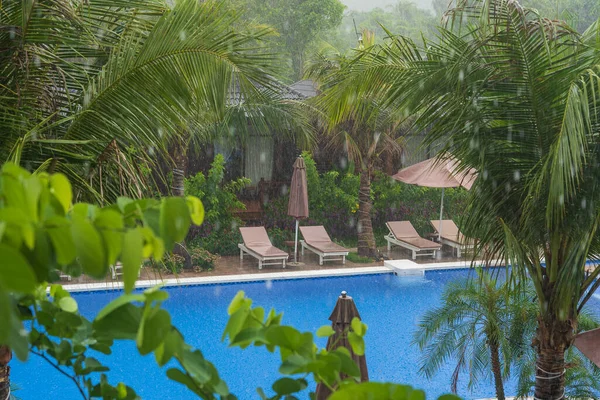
171, 139, 192, 268
489, 341, 505, 400
357, 166, 377, 258
171, 141, 187, 197
533, 317, 573, 399
0, 346, 11, 400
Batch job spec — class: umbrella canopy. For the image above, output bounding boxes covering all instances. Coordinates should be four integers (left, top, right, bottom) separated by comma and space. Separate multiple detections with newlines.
392, 154, 476, 189
287, 156, 309, 219
287, 156, 309, 263
315, 291, 368, 400
574, 327, 600, 368
392, 154, 476, 243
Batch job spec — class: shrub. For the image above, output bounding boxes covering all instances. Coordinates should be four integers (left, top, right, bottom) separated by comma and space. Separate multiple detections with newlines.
189, 228, 242, 256
267, 227, 293, 249
148, 253, 185, 275
190, 247, 219, 271
185, 154, 249, 253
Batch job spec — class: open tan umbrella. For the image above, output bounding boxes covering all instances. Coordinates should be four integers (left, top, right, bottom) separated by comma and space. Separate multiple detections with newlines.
574, 327, 600, 368
315, 291, 368, 399
392, 153, 476, 241
287, 155, 309, 263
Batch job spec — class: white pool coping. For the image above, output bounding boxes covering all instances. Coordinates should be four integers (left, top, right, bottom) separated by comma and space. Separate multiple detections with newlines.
62, 259, 500, 293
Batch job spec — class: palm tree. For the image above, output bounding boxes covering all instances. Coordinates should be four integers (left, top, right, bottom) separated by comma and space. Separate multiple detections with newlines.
0, 345, 10, 400
414, 270, 512, 399
307, 33, 404, 258
0, 0, 290, 202
338, 1, 600, 396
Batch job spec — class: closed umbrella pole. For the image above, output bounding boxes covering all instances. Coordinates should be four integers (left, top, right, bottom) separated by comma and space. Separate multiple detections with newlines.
438, 188, 445, 241
294, 219, 299, 263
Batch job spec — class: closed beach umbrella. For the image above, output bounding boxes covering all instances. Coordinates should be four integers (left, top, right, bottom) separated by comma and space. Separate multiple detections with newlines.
315, 291, 368, 399
287, 155, 309, 263
574, 327, 600, 368
392, 153, 476, 240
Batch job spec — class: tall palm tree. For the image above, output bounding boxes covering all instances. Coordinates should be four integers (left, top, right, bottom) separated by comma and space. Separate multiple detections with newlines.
0, 0, 288, 202
338, 1, 600, 396
414, 270, 512, 399
0, 345, 10, 400
307, 33, 404, 258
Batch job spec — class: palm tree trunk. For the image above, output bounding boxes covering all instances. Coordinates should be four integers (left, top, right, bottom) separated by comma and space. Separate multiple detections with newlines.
171, 138, 191, 268
171, 140, 187, 197
489, 341, 505, 400
533, 317, 573, 399
357, 165, 377, 258
0, 346, 11, 400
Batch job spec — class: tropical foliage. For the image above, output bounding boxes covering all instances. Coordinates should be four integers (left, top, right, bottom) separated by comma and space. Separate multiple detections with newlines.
0, 0, 310, 203
414, 270, 513, 400
335, 0, 600, 396
307, 31, 405, 258
0, 163, 463, 400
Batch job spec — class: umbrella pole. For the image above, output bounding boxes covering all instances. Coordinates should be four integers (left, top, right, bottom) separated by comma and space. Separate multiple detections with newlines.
294, 219, 299, 263
438, 187, 445, 242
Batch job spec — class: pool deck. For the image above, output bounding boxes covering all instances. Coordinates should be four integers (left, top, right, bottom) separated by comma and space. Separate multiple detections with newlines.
61, 245, 498, 292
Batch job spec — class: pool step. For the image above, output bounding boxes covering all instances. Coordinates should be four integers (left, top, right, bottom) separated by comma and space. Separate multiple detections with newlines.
384, 260, 424, 276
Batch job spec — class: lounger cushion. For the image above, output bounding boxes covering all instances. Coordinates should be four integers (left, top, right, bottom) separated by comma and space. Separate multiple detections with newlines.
386, 221, 441, 249
300, 226, 348, 253
239, 227, 288, 257
430, 220, 471, 245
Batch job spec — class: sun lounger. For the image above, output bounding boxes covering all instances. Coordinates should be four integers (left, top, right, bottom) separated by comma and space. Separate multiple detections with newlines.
430, 220, 474, 257
385, 221, 441, 260
299, 225, 349, 265
238, 227, 288, 269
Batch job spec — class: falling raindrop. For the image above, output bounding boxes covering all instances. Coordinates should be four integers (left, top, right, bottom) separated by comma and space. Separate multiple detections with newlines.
179, 30, 187, 41
260, 151, 266, 163
339, 157, 347, 169
214, 286, 222, 297
513, 170, 520, 182
9, 28, 15, 40
581, 198, 587, 209
148, 146, 155, 156
558, 194, 564, 205
357, 221, 363, 233
505, 182, 511, 193
348, 217, 356, 228
458, 70, 464, 81
265, 280, 273, 290
482, 169, 488, 180
158, 127, 164, 137
280, 184, 289, 196
34, 56, 41, 68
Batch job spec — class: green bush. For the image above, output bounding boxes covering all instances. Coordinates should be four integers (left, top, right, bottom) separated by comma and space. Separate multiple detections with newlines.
267, 227, 293, 249
190, 247, 219, 271
185, 154, 249, 254
189, 228, 242, 256
148, 253, 186, 275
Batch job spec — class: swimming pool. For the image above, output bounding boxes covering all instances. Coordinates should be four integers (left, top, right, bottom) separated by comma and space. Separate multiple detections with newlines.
11, 269, 600, 399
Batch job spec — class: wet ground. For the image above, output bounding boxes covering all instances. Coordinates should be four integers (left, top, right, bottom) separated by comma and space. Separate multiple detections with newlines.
61, 244, 478, 286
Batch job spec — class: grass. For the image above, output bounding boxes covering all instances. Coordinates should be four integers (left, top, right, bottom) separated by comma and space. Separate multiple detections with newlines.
346, 252, 376, 263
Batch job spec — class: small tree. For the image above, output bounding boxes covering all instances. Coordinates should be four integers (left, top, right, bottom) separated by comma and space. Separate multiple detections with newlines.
414, 270, 513, 399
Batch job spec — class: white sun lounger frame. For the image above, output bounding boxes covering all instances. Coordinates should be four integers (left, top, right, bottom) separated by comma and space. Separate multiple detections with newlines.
238, 244, 287, 269
384, 233, 439, 260
299, 240, 348, 266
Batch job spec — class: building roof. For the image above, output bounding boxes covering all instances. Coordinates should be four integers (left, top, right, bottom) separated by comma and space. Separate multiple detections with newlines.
289, 79, 319, 98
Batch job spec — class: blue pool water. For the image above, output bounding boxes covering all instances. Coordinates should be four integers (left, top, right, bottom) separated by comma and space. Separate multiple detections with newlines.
12, 269, 600, 399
